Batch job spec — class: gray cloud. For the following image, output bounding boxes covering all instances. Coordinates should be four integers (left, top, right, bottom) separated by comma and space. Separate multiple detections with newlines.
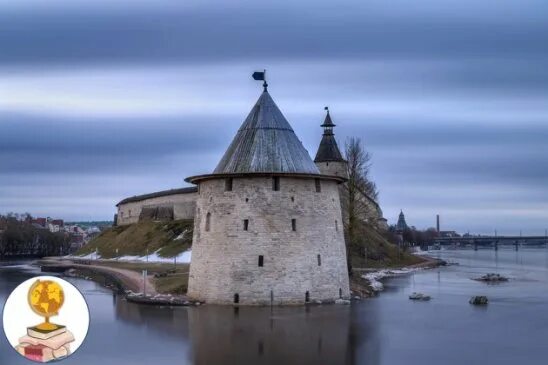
1, 0, 547, 233
1, 2, 547, 67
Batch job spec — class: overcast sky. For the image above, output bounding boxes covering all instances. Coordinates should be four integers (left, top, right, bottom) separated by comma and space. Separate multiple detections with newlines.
1, 0, 547, 234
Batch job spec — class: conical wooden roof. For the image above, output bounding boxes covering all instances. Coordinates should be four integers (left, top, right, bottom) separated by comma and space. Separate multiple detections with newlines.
314, 111, 345, 162
213, 91, 320, 174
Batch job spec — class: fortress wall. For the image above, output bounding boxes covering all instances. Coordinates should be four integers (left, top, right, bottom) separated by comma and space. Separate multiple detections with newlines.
117, 192, 197, 226
188, 176, 350, 305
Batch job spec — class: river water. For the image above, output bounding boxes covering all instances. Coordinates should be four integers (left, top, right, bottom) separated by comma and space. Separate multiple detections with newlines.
2, 248, 548, 364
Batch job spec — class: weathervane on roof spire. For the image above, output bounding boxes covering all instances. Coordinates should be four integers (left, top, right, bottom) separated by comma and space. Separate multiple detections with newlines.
252, 69, 268, 92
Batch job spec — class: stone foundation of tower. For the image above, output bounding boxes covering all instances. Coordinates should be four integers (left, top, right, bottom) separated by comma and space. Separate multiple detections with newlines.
187, 176, 350, 305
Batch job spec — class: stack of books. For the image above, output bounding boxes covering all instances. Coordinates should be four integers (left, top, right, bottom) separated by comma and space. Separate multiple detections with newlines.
15, 325, 75, 363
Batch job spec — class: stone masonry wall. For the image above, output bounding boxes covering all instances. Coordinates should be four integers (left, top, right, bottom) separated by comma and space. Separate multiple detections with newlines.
117, 192, 197, 226
316, 161, 347, 178
188, 176, 350, 305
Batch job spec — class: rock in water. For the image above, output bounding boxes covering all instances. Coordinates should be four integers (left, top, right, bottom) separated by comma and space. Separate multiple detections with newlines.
469, 296, 489, 305
473, 273, 508, 282
409, 292, 431, 301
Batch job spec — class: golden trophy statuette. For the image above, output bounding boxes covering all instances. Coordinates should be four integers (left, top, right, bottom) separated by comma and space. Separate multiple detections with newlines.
27, 279, 65, 331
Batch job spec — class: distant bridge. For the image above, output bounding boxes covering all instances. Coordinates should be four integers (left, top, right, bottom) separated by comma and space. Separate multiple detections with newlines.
432, 235, 548, 251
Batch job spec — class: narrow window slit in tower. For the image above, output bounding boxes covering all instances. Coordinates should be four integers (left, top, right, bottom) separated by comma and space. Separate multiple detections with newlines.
225, 177, 233, 191
205, 212, 211, 232
339, 288, 343, 298
234, 293, 239, 304
305, 291, 310, 303
315, 178, 321, 193
243, 219, 249, 231
317, 254, 321, 266
335, 220, 339, 232
272, 176, 280, 191
292, 219, 297, 231
258, 255, 264, 267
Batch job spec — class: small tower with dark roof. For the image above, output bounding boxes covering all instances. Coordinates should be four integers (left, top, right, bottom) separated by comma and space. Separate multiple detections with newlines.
185, 85, 350, 305
396, 210, 409, 232
314, 107, 348, 178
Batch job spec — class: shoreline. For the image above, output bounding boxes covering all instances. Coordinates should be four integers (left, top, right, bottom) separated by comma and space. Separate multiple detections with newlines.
36, 257, 198, 306
351, 254, 445, 296
34, 253, 444, 306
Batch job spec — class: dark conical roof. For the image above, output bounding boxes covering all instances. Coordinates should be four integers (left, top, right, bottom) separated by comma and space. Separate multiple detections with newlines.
396, 210, 409, 231
321, 112, 335, 128
314, 111, 345, 162
213, 91, 320, 174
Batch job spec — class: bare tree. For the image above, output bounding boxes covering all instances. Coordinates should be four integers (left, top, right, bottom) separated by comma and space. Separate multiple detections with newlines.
341, 137, 380, 274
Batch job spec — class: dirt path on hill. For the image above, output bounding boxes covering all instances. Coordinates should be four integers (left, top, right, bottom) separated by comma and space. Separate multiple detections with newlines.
72, 263, 158, 295
40, 258, 158, 295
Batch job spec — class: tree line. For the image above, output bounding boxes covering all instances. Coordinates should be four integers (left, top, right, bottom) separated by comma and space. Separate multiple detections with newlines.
0, 214, 69, 258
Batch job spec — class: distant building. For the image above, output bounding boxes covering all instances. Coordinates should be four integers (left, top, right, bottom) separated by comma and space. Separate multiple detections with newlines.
396, 210, 409, 232
51, 219, 64, 227
31, 218, 47, 228
439, 230, 460, 238
48, 223, 61, 233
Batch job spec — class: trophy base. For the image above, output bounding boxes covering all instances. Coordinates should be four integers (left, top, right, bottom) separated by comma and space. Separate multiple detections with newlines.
34, 322, 61, 331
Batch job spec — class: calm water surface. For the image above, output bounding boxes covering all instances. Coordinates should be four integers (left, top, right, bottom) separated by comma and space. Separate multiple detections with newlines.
2, 249, 548, 364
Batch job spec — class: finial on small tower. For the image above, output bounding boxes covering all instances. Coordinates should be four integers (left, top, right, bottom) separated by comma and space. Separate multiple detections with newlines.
320, 106, 335, 134
252, 70, 268, 92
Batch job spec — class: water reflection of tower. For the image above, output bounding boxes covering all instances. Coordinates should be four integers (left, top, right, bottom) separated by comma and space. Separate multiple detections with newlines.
187, 305, 378, 365
114, 296, 189, 339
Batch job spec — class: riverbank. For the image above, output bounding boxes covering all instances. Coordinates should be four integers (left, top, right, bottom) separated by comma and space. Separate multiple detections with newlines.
351, 254, 445, 296
35, 253, 443, 306
36, 257, 198, 306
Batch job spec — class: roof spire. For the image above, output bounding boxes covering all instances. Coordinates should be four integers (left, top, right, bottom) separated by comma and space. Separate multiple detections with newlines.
320, 106, 336, 135
314, 107, 344, 163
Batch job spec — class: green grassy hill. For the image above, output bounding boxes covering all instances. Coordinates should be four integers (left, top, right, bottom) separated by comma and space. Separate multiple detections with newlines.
76, 220, 193, 259
78, 218, 419, 269
347, 222, 423, 269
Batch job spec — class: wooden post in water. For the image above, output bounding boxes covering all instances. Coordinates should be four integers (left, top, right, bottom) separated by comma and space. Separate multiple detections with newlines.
142, 269, 147, 296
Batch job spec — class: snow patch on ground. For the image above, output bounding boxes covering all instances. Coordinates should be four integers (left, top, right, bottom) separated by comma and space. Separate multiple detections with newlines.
70, 250, 192, 264
362, 268, 419, 292
173, 229, 189, 241
413, 250, 433, 256
70, 252, 99, 260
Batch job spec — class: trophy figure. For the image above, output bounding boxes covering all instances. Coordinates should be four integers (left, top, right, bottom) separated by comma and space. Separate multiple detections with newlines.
15, 279, 75, 362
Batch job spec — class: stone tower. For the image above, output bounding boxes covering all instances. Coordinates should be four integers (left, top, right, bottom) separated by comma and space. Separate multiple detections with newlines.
314, 108, 348, 178
396, 210, 409, 232
185, 87, 350, 305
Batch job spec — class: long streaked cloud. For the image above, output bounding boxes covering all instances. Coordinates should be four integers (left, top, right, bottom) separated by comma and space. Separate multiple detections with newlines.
1, 0, 547, 234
